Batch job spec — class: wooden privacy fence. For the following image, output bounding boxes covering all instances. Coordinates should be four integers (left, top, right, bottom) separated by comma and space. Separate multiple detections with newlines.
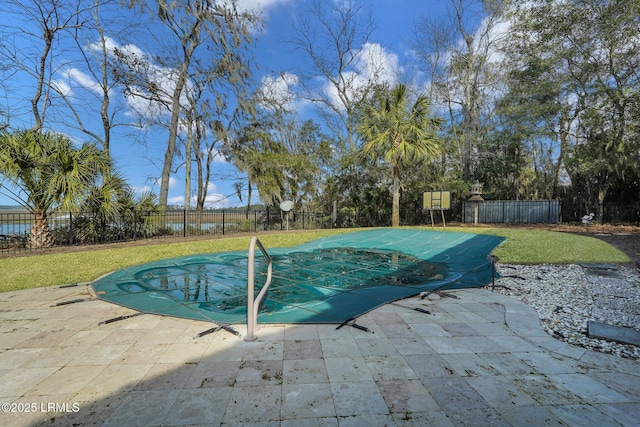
462, 200, 560, 224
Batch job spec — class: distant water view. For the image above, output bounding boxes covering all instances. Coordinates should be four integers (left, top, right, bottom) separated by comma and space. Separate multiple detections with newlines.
0, 224, 29, 235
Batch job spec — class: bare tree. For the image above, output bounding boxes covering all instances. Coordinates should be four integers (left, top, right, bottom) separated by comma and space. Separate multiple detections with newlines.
183, 77, 238, 212
58, 0, 135, 155
113, 0, 260, 209
0, 0, 93, 131
0, 83, 11, 132
413, 0, 507, 181
291, 0, 381, 153
0, 0, 140, 158
411, 16, 456, 106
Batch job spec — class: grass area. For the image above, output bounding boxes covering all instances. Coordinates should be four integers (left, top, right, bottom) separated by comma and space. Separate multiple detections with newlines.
0, 227, 629, 293
445, 226, 629, 264
0, 230, 355, 293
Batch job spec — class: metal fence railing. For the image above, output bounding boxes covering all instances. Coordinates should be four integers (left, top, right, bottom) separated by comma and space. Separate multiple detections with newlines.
0, 209, 332, 254
601, 202, 640, 224
2, 200, 638, 255
560, 200, 640, 224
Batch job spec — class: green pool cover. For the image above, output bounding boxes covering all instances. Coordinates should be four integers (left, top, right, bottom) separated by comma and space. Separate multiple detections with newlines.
91, 229, 504, 325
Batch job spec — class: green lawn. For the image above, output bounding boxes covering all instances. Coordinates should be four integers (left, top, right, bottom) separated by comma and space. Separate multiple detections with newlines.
454, 226, 629, 264
0, 227, 628, 293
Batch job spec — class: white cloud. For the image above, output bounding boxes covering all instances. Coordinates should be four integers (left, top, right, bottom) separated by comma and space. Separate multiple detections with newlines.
203, 193, 228, 208
179, 181, 231, 208
258, 72, 300, 110
50, 67, 108, 109
356, 42, 400, 85
155, 176, 178, 189
122, 64, 187, 119
54, 68, 105, 97
89, 37, 188, 120
413, 9, 511, 115
472, 15, 511, 66
237, 0, 292, 13
87, 36, 138, 57
221, 0, 294, 34
201, 182, 228, 208
51, 79, 72, 97
167, 195, 185, 206
203, 147, 228, 164
321, 42, 400, 112
207, 181, 218, 193
125, 95, 168, 119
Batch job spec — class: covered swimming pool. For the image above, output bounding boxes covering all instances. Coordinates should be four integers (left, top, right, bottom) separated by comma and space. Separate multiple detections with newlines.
91, 229, 504, 325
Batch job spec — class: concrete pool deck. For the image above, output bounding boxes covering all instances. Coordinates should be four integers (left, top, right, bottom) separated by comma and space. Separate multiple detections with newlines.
0, 284, 638, 426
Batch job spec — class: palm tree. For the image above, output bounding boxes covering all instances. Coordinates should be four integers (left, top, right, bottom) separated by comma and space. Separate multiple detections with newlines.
357, 84, 442, 226
0, 130, 112, 248
75, 182, 158, 243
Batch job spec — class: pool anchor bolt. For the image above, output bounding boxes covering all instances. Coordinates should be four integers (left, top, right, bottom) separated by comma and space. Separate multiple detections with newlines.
58, 282, 88, 288
389, 302, 431, 314
420, 291, 458, 300
195, 324, 240, 339
220, 325, 240, 336
195, 326, 220, 338
98, 312, 143, 325
336, 317, 370, 333
51, 298, 94, 307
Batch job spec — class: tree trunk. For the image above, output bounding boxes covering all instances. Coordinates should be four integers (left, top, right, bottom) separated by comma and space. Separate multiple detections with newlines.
552, 113, 570, 198
28, 211, 54, 249
392, 165, 400, 227
30, 28, 54, 132
245, 183, 252, 219
185, 121, 192, 210
158, 22, 202, 209
159, 107, 180, 209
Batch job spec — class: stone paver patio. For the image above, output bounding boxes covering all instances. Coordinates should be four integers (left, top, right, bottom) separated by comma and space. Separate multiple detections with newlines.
0, 284, 638, 426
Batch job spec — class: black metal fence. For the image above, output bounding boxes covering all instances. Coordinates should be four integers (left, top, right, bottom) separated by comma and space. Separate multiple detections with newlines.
0, 209, 331, 254
2, 200, 638, 254
602, 202, 640, 224
559, 200, 640, 224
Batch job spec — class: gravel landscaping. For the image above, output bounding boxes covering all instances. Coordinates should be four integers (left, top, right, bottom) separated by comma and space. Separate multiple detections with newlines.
492, 262, 640, 359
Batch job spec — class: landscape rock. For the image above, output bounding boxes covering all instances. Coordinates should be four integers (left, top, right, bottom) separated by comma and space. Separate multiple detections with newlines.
491, 263, 640, 359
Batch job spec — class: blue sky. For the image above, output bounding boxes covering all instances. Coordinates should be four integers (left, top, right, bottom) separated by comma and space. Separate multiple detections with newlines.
0, 0, 478, 209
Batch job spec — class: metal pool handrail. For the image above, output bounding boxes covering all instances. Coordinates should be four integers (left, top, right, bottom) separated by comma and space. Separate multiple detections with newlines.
244, 236, 273, 341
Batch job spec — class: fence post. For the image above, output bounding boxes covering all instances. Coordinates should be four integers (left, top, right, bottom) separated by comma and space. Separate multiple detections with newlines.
183, 209, 187, 238
67, 212, 72, 245
222, 209, 225, 235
